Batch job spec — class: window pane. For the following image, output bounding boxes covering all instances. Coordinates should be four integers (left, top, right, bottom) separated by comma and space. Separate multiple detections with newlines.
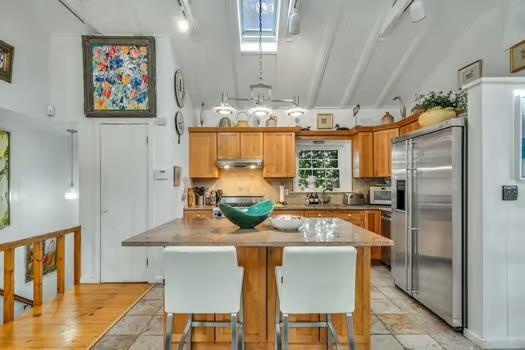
241, 0, 277, 34
324, 159, 338, 168
298, 159, 312, 168
312, 158, 323, 168
299, 169, 312, 178
299, 150, 312, 159
313, 169, 325, 179
327, 150, 338, 159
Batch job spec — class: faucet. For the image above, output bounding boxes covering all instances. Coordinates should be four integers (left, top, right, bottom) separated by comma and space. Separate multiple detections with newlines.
321, 183, 334, 204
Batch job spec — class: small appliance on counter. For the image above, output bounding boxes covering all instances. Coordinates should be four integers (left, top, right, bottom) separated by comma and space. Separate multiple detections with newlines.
369, 186, 392, 205
344, 192, 366, 205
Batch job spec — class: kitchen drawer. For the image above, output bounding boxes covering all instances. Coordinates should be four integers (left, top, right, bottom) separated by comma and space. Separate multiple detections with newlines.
303, 211, 339, 218
272, 210, 304, 217
333, 211, 366, 222
184, 210, 213, 220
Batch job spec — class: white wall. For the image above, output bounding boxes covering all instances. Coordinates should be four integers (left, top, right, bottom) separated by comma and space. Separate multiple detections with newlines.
419, 1, 525, 96
195, 106, 403, 129
0, 110, 78, 322
48, 33, 194, 283
464, 78, 525, 349
0, 1, 81, 322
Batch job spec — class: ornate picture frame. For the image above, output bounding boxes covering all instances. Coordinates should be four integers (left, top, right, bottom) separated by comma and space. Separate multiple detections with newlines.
82, 36, 156, 118
0, 40, 14, 83
510, 40, 525, 74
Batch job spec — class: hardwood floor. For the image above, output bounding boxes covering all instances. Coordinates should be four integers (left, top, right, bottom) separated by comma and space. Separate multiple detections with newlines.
0, 283, 152, 350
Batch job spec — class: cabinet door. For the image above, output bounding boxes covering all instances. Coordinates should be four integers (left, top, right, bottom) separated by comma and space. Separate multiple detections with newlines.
373, 129, 399, 177
399, 121, 420, 136
217, 132, 240, 160
352, 132, 374, 178
240, 132, 264, 159
365, 211, 382, 261
190, 133, 219, 178
333, 211, 365, 228
216, 248, 267, 343
263, 132, 295, 178
303, 211, 337, 218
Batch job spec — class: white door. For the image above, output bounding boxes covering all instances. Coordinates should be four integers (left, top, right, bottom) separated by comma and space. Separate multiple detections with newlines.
100, 124, 149, 282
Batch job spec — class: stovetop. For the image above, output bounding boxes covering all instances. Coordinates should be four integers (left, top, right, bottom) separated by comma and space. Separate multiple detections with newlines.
219, 196, 264, 208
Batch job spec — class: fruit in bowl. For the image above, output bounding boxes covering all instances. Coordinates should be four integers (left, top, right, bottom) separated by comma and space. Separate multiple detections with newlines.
270, 215, 305, 231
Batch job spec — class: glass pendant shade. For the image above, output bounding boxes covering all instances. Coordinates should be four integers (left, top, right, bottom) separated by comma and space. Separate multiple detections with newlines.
288, 106, 306, 117
249, 106, 272, 118
64, 184, 79, 200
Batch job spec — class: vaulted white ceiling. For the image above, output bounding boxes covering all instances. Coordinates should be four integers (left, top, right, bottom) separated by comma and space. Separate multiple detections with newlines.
36, 0, 499, 108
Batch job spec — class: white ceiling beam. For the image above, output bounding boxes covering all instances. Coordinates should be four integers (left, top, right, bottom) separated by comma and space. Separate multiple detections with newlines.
224, 0, 242, 108
374, 31, 424, 106
305, 0, 346, 109
339, 17, 382, 108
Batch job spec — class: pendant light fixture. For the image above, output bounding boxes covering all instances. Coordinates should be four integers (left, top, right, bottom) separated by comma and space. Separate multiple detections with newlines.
64, 129, 78, 200
213, 0, 305, 118
213, 92, 235, 115
287, 96, 306, 117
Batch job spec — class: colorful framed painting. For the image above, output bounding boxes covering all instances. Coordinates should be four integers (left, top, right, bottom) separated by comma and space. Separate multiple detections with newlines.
82, 36, 156, 117
0, 130, 9, 229
510, 40, 525, 74
0, 40, 14, 83
25, 239, 58, 283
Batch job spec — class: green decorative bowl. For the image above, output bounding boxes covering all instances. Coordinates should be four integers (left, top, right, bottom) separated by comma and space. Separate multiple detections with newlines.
219, 200, 275, 229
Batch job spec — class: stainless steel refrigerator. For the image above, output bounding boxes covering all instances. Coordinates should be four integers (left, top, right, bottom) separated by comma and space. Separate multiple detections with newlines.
391, 116, 466, 330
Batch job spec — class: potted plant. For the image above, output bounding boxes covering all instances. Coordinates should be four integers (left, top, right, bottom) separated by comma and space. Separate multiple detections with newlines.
413, 89, 467, 127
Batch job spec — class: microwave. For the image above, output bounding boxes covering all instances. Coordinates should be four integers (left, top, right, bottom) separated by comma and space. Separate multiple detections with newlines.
369, 186, 392, 205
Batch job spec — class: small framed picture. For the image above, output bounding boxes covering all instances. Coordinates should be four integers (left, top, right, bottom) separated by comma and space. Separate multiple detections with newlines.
0, 40, 14, 83
510, 40, 525, 74
317, 113, 333, 129
458, 59, 482, 87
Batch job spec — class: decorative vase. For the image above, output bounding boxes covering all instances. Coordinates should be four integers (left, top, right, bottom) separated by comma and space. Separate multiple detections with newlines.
418, 107, 457, 127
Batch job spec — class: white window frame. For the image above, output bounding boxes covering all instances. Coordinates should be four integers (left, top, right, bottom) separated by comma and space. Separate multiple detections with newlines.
237, 0, 281, 54
293, 140, 352, 192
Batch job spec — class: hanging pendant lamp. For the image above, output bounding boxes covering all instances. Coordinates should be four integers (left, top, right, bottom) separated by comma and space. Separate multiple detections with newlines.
64, 129, 78, 200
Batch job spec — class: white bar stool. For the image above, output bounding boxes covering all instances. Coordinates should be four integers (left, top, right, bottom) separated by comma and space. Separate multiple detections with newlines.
163, 246, 244, 350
275, 246, 357, 350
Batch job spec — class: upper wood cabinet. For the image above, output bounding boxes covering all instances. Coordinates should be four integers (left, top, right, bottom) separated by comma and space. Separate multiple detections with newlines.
217, 132, 240, 160
399, 121, 420, 136
217, 132, 264, 160
373, 128, 399, 177
352, 132, 374, 178
240, 132, 264, 159
189, 132, 219, 178
263, 132, 295, 178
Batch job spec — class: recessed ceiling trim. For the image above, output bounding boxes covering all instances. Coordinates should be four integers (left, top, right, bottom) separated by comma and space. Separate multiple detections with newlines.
339, 17, 382, 108
305, 0, 346, 108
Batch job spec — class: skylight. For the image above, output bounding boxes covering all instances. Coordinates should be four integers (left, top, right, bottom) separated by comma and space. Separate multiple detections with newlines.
238, 0, 280, 53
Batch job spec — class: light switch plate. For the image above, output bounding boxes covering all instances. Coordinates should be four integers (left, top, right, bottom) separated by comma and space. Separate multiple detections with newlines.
502, 185, 518, 201
153, 169, 169, 180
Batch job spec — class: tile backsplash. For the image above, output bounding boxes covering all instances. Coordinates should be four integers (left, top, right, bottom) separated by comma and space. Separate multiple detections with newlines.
192, 169, 389, 205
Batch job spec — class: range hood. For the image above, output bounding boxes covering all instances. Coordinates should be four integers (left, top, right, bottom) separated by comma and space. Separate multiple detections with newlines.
216, 159, 263, 169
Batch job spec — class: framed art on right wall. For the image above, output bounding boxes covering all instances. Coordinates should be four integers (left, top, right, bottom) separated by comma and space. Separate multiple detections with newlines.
510, 40, 525, 73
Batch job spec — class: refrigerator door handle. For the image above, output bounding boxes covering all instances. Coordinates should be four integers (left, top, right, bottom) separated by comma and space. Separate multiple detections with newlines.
410, 227, 419, 294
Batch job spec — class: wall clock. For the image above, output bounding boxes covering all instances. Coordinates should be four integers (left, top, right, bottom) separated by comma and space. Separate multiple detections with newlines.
174, 69, 185, 108
175, 111, 185, 144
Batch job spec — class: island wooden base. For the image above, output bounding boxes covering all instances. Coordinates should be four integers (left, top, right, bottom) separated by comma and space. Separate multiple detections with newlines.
168, 247, 371, 350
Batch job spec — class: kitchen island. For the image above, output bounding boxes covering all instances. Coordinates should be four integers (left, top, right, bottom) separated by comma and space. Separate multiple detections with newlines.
123, 217, 392, 350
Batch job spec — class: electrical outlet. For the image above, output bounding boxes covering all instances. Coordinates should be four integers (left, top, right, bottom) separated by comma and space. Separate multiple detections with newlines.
502, 185, 518, 201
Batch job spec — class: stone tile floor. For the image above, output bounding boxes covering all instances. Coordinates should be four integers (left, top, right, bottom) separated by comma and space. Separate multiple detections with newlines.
94, 265, 479, 350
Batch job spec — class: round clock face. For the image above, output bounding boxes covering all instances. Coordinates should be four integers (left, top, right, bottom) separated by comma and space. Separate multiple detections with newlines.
175, 111, 185, 135
174, 69, 185, 108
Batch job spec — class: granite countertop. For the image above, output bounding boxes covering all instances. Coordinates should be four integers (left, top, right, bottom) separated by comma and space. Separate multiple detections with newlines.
184, 204, 391, 212
122, 217, 393, 248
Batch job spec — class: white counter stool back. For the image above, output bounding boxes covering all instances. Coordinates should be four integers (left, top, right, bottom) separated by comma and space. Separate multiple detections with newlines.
275, 246, 357, 350
163, 246, 244, 350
